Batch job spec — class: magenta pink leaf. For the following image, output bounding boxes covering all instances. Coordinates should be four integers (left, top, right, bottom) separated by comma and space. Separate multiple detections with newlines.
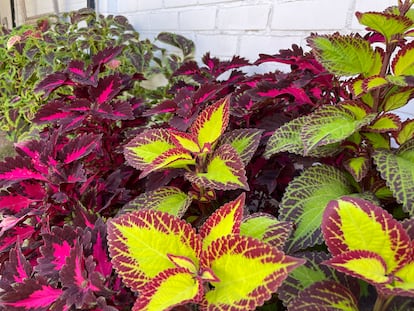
60, 133, 100, 164
1, 243, 32, 288
91, 46, 123, 67
90, 75, 122, 105
0, 225, 35, 253
35, 72, 68, 97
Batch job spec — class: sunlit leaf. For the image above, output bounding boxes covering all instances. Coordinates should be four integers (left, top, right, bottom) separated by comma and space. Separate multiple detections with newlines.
366, 113, 401, 133
396, 119, 414, 145
280, 165, 354, 252
199, 194, 244, 250
393, 41, 414, 76
200, 235, 305, 311
382, 89, 413, 112
170, 131, 200, 153
220, 129, 263, 165
107, 210, 201, 291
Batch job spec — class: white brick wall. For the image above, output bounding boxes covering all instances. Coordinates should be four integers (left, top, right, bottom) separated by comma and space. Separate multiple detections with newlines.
97, 0, 396, 62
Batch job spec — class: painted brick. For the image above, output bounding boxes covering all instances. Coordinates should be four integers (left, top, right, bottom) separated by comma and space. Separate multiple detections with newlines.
195, 34, 238, 59
137, 0, 164, 11
138, 11, 180, 31
117, 1, 139, 13
179, 8, 216, 30
197, 0, 235, 4
272, 0, 353, 30
164, 0, 198, 8
217, 5, 270, 30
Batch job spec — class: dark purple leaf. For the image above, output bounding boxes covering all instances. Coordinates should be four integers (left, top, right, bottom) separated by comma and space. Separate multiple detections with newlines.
91, 46, 123, 67
0, 243, 32, 290
0, 225, 35, 253
34, 72, 68, 97
89, 75, 121, 104
33, 101, 72, 125
60, 133, 100, 164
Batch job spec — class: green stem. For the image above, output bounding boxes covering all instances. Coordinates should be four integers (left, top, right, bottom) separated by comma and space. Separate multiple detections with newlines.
373, 294, 394, 311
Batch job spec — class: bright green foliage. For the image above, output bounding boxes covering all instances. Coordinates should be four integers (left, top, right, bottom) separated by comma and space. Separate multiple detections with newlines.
108, 194, 305, 310
125, 97, 259, 192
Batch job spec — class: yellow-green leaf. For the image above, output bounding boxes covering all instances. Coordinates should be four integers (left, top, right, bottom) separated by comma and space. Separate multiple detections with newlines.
396, 119, 414, 145
392, 41, 414, 76
344, 156, 369, 182
366, 113, 401, 133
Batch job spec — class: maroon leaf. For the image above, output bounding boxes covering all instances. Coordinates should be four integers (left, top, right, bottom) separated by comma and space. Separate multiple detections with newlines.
35, 72, 68, 97
91, 46, 123, 67
60, 133, 100, 164
0, 243, 32, 289
90, 75, 122, 105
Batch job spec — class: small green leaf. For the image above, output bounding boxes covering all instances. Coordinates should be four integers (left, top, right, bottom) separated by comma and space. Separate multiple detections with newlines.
382, 89, 414, 112
221, 129, 263, 165
392, 41, 414, 76
362, 132, 391, 149
185, 144, 249, 190
280, 165, 354, 252
307, 34, 381, 76
344, 156, 369, 182
373, 139, 414, 215
121, 186, 192, 218
362, 75, 388, 93
356, 12, 413, 42
240, 213, 292, 249
396, 119, 414, 145
366, 113, 401, 133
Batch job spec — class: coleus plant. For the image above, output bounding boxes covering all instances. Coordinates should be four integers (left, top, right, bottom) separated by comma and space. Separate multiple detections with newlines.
107, 193, 305, 310
264, 0, 414, 310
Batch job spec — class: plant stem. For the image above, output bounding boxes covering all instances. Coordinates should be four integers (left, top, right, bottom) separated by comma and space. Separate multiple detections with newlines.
373, 294, 394, 311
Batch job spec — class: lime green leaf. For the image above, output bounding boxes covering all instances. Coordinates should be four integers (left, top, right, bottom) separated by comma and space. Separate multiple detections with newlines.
124, 129, 176, 170
349, 78, 364, 98
264, 117, 307, 157
307, 34, 380, 76
121, 187, 192, 218
133, 268, 202, 311
392, 41, 414, 76
396, 119, 414, 145
201, 235, 305, 311
382, 89, 414, 112
322, 197, 412, 273
366, 113, 401, 133
362, 75, 388, 93
301, 105, 375, 155
139, 147, 195, 178
185, 144, 249, 190
240, 213, 292, 249
107, 210, 201, 291
344, 156, 369, 182
382, 261, 414, 297
373, 139, 414, 215
288, 280, 359, 311
190, 96, 230, 152
199, 193, 244, 250
280, 165, 354, 252
362, 132, 391, 149
221, 128, 263, 165
171, 131, 200, 153
356, 12, 413, 42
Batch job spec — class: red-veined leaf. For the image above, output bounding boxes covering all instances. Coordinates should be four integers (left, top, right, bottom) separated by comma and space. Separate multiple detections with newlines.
343, 155, 369, 182
190, 96, 230, 152
107, 210, 201, 292
200, 235, 305, 311
220, 129, 263, 165
185, 144, 249, 191
170, 131, 200, 153
61, 133, 100, 164
199, 193, 245, 250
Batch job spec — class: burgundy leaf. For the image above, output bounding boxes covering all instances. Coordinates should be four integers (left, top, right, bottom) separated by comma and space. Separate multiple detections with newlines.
60, 133, 100, 164
35, 72, 68, 97
91, 46, 123, 67
0, 243, 32, 289
0, 194, 35, 212
0, 157, 47, 187
33, 101, 72, 124
89, 75, 122, 104
0, 225, 35, 253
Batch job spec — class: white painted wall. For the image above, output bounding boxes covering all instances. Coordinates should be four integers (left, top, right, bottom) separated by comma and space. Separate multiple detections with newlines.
96, 0, 396, 62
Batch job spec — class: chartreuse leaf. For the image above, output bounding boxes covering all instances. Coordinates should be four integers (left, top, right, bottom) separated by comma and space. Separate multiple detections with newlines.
190, 96, 230, 152
201, 235, 305, 311
322, 197, 412, 274
287, 280, 359, 311
199, 193, 244, 250
373, 139, 414, 215
356, 12, 413, 42
171, 131, 200, 153
301, 104, 376, 155
383, 261, 414, 296
121, 186, 192, 218
240, 213, 292, 249
280, 165, 354, 252
362, 132, 390, 149
366, 113, 401, 133
185, 144, 249, 190
220, 129, 263, 165
133, 267, 203, 311
382, 89, 413, 112
393, 41, 414, 76
397, 119, 414, 145
307, 34, 381, 76
124, 129, 176, 170
139, 147, 195, 178
107, 210, 201, 291
362, 76, 388, 93
344, 156, 369, 182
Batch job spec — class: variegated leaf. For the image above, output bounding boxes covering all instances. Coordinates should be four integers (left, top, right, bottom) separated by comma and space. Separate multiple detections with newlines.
343, 156, 369, 182
300, 105, 376, 155
280, 165, 354, 252
396, 119, 414, 145
139, 147, 195, 178
185, 144, 249, 191
200, 235, 305, 311
171, 131, 200, 153
240, 213, 292, 249
373, 139, 414, 215
199, 193, 244, 250
124, 129, 176, 170
307, 34, 381, 76
132, 268, 203, 311
107, 210, 201, 291
392, 41, 414, 76
322, 197, 412, 273
362, 132, 391, 149
121, 187, 192, 218
288, 280, 359, 311
356, 12, 413, 42
381, 261, 414, 297
362, 75, 388, 93
190, 96, 230, 152
220, 129, 263, 165
382, 89, 413, 112
366, 113, 401, 133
